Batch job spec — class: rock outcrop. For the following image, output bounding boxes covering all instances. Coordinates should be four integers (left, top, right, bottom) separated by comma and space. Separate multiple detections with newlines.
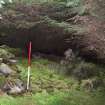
0, 0, 104, 63
0, 46, 25, 95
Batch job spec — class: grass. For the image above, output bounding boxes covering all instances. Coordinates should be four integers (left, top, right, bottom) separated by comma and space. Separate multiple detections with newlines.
0, 57, 105, 105
0, 89, 105, 105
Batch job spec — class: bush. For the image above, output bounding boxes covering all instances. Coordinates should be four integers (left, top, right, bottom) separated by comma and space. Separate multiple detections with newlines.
72, 62, 97, 80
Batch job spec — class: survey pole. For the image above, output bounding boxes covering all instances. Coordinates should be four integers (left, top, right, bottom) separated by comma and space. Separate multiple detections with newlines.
27, 41, 32, 90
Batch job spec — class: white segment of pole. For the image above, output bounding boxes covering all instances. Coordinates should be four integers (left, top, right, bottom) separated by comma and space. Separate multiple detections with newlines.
27, 66, 31, 90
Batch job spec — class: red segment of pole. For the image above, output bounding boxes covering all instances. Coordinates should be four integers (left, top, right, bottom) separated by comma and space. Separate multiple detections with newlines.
28, 41, 32, 66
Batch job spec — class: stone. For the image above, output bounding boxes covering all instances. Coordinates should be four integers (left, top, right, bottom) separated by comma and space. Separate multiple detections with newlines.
8, 59, 18, 65
3, 79, 25, 95
64, 49, 75, 62
0, 63, 13, 76
8, 85, 25, 95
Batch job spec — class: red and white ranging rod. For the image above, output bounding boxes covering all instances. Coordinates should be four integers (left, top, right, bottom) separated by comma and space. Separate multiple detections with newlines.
27, 41, 32, 90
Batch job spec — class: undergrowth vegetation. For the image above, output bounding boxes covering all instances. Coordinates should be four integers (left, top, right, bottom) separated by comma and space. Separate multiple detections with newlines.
0, 58, 105, 105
